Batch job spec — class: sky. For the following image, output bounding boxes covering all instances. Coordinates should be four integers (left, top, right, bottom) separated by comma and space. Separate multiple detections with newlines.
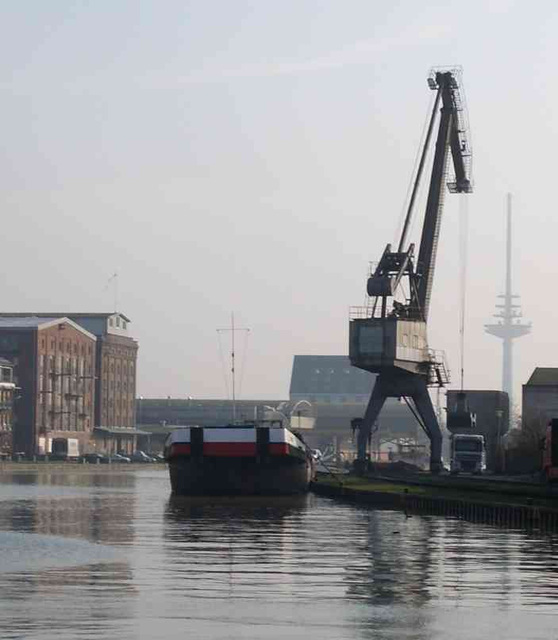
0, 0, 556, 406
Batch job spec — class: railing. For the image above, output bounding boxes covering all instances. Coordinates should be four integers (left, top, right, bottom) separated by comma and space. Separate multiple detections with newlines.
349, 301, 396, 320
427, 349, 450, 386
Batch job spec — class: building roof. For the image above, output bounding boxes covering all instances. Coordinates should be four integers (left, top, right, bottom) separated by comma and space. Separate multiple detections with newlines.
525, 368, 558, 386
0, 317, 96, 341
0, 357, 13, 367
93, 426, 151, 436
0, 312, 131, 322
289, 355, 375, 395
0, 316, 61, 328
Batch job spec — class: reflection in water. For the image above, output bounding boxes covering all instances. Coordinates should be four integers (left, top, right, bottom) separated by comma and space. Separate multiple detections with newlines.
0, 468, 136, 544
0, 469, 558, 640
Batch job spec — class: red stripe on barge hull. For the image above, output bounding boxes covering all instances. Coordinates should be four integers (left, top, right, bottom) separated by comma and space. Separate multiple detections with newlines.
203, 443, 256, 457
169, 442, 302, 459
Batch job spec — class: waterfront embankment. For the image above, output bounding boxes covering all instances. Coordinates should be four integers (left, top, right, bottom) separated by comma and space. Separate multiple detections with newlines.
312, 472, 558, 532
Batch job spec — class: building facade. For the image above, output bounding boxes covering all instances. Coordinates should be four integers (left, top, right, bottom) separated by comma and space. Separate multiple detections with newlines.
0, 358, 15, 456
522, 368, 558, 429
0, 318, 97, 455
289, 355, 421, 452
137, 356, 426, 458
63, 314, 140, 453
0, 312, 140, 455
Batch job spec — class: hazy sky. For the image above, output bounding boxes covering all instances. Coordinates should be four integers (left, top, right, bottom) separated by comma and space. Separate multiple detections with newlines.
1, 1, 556, 406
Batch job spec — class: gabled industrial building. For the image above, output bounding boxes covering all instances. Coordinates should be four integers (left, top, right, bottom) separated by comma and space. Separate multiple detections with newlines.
0, 312, 142, 455
0, 317, 97, 455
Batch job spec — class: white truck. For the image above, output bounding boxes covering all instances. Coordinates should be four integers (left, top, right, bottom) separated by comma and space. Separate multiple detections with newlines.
50, 438, 80, 460
450, 433, 486, 475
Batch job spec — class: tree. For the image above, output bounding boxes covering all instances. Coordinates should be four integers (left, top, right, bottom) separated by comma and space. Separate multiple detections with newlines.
505, 418, 545, 474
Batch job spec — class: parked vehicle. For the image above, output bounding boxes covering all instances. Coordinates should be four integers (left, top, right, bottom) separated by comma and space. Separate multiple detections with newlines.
109, 453, 131, 464
81, 453, 109, 464
51, 438, 80, 461
130, 451, 155, 463
450, 434, 486, 475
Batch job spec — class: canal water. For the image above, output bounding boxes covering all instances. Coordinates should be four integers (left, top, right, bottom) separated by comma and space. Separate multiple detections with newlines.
0, 468, 557, 640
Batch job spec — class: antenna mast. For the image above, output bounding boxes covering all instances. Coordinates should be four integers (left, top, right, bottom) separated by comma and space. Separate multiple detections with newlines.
217, 313, 250, 424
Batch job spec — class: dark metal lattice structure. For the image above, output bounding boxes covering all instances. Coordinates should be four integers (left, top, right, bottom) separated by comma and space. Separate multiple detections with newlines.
349, 68, 473, 473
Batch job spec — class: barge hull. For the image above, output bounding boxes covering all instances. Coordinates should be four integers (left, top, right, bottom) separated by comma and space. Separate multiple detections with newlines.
169, 456, 312, 496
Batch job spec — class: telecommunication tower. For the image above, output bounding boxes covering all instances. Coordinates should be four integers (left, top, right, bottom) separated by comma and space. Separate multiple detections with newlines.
485, 194, 531, 409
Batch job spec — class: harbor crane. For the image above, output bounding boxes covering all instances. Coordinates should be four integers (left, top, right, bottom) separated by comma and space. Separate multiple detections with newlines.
349, 68, 473, 473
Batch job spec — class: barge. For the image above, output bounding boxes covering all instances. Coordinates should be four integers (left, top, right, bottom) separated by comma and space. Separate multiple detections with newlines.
164, 424, 316, 495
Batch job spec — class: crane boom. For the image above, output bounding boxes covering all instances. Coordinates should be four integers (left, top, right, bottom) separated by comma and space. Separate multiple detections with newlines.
416, 70, 472, 320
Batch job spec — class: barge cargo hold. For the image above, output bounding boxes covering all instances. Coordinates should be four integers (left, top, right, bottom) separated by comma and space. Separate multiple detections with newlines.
164, 425, 315, 495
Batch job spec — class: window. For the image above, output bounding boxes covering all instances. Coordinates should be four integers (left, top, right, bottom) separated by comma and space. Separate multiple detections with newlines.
109, 318, 114, 327
116, 317, 121, 327
122, 321, 127, 329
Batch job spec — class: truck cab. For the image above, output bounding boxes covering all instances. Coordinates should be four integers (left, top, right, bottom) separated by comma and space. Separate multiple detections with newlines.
450, 433, 486, 475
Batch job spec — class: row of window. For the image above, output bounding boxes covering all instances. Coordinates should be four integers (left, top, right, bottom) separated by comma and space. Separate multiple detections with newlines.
108, 317, 127, 329
37, 407, 91, 431
0, 407, 12, 430
102, 380, 134, 393
40, 339, 93, 356
106, 360, 135, 374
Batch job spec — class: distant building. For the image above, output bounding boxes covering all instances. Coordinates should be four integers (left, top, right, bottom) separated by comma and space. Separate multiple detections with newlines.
57, 314, 138, 424
137, 356, 429, 457
289, 355, 421, 451
136, 398, 287, 452
0, 358, 15, 456
522, 368, 558, 429
0, 312, 142, 455
0, 317, 96, 455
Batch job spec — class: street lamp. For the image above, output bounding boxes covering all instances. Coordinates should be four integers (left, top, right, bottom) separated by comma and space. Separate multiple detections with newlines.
495, 408, 504, 473
289, 400, 312, 430
138, 396, 143, 427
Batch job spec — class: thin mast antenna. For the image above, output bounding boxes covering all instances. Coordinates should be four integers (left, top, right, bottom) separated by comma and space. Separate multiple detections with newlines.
217, 313, 250, 424
104, 272, 119, 312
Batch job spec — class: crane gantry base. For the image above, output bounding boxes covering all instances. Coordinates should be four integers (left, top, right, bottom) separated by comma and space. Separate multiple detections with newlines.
354, 370, 443, 474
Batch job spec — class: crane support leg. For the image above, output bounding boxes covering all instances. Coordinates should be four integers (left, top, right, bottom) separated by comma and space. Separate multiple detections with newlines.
355, 371, 443, 475
356, 380, 387, 465
411, 383, 443, 474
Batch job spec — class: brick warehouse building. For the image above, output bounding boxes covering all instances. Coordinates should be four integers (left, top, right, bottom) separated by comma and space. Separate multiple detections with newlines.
0, 317, 96, 455
0, 313, 141, 455
63, 313, 141, 453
